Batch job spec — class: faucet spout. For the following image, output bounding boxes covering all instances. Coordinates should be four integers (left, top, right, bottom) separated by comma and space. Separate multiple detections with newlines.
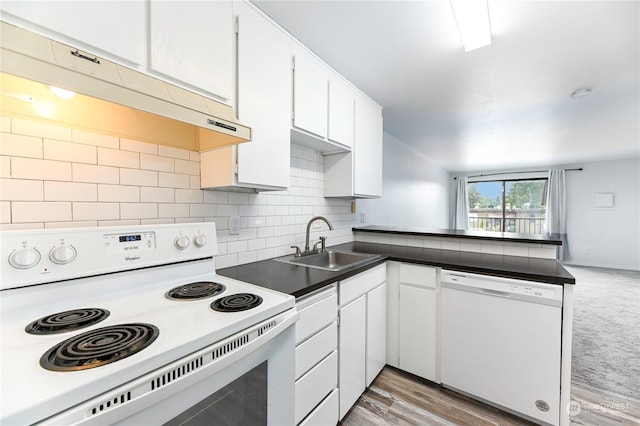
304, 216, 334, 253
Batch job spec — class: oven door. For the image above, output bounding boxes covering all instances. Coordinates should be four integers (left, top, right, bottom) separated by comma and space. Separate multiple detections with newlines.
39, 309, 298, 426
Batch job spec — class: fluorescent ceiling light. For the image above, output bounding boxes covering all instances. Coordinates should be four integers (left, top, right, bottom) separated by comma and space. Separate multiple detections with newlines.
450, 0, 492, 52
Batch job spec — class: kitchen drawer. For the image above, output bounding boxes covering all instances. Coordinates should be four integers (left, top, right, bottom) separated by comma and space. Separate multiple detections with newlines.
399, 263, 437, 289
299, 388, 339, 426
295, 288, 337, 344
295, 350, 338, 425
339, 263, 386, 306
296, 321, 337, 380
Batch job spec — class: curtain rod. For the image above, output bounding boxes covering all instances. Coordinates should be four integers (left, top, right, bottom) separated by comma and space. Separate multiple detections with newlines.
454, 167, 583, 180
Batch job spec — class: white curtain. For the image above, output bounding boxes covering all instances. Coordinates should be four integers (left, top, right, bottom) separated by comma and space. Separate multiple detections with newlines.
451, 177, 469, 230
545, 169, 569, 261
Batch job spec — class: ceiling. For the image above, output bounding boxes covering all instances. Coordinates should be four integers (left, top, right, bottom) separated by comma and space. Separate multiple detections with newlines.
253, 0, 640, 172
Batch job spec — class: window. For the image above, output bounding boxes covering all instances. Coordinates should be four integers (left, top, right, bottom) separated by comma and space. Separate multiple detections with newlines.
468, 179, 547, 234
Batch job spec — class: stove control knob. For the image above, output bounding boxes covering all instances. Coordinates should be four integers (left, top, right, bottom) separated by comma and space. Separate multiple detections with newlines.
193, 234, 207, 248
8, 248, 41, 269
49, 245, 77, 265
175, 235, 190, 250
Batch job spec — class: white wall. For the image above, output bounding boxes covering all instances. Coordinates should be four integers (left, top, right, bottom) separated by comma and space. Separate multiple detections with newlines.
564, 158, 639, 270
357, 132, 450, 228
0, 116, 357, 268
451, 158, 640, 270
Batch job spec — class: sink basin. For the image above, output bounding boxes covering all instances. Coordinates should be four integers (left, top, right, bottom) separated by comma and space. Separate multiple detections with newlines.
275, 250, 381, 272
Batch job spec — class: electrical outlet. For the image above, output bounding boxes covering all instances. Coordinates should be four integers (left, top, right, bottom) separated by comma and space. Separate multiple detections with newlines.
583, 246, 591, 254
229, 216, 240, 235
360, 213, 365, 223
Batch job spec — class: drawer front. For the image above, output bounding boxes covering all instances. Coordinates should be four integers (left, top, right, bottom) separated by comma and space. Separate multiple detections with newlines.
299, 388, 339, 426
295, 321, 338, 380
339, 263, 386, 306
296, 292, 338, 344
295, 350, 338, 425
399, 263, 437, 289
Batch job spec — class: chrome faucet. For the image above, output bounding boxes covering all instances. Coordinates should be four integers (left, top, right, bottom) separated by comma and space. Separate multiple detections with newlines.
304, 216, 334, 254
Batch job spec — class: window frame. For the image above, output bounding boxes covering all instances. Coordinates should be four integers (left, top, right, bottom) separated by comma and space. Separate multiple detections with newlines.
467, 177, 548, 234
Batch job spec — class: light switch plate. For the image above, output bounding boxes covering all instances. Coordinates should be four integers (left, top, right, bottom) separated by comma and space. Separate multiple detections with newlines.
229, 216, 240, 235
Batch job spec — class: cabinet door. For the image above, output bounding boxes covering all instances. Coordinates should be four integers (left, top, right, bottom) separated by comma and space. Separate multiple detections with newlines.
0, 0, 144, 65
292, 49, 328, 138
149, 1, 233, 102
338, 295, 366, 420
399, 284, 437, 382
328, 75, 354, 148
353, 94, 383, 197
235, 1, 291, 188
366, 282, 387, 386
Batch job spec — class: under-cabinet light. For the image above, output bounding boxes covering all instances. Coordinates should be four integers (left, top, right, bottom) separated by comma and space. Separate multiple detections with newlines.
450, 0, 492, 52
49, 85, 76, 99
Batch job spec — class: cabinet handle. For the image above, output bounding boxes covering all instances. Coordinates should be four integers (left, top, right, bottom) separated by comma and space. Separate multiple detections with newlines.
70, 50, 100, 64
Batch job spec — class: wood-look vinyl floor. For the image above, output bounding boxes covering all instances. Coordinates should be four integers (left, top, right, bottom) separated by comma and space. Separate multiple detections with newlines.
340, 366, 536, 426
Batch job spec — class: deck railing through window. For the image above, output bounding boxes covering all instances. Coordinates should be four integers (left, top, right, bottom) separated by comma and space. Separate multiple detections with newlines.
468, 209, 546, 234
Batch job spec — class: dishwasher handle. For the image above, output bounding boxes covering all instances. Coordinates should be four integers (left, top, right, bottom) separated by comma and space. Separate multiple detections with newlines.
478, 288, 512, 298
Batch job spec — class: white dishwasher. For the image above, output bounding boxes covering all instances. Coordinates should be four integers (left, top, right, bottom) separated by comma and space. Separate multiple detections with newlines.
440, 270, 563, 426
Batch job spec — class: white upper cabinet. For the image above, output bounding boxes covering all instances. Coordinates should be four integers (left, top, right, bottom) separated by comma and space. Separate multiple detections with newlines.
0, 1, 145, 65
292, 48, 329, 139
200, 0, 291, 191
328, 75, 354, 149
353, 93, 383, 197
235, 1, 291, 189
324, 92, 383, 198
149, 0, 233, 103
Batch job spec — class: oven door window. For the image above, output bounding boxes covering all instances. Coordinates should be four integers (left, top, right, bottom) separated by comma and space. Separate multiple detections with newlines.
163, 361, 267, 426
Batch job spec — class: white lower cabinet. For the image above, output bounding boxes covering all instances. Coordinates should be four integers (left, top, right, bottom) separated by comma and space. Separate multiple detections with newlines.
387, 262, 439, 383
294, 286, 338, 425
338, 264, 387, 420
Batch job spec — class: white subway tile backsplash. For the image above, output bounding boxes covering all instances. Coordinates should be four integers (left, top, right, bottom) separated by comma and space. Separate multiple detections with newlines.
0, 133, 43, 158
257, 205, 275, 216
0, 201, 10, 223
72, 130, 119, 149
237, 251, 257, 265
215, 254, 238, 269
257, 227, 275, 239
529, 247, 557, 259
12, 118, 71, 141
239, 205, 258, 217
460, 242, 482, 253
174, 159, 199, 176
158, 172, 189, 189
44, 140, 96, 164
99, 219, 141, 227
175, 217, 204, 224
503, 245, 529, 257
189, 151, 200, 162
140, 187, 174, 203
482, 244, 504, 255
247, 216, 265, 227
121, 203, 158, 220
99, 184, 140, 202
45, 182, 96, 202
227, 240, 248, 254
73, 164, 118, 184
1, 178, 43, 201
12, 202, 71, 222
141, 154, 174, 172
158, 145, 190, 160
229, 193, 249, 205
0, 117, 10, 133
1, 156, 9, 178
98, 147, 139, 169
159, 203, 189, 218
256, 248, 275, 261
217, 204, 239, 217
73, 202, 119, 221
45, 220, 98, 229
247, 238, 266, 251
204, 191, 227, 204
120, 138, 158, 155
13, 158, 72, 181
0, 222, 44, 230
175, 189, 203, 204
189, 204, 213, 218
120, 169, 157, 187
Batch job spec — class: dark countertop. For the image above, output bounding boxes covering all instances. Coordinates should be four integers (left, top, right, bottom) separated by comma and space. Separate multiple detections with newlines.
217, 241, 575, 299
353, 225, 564, 245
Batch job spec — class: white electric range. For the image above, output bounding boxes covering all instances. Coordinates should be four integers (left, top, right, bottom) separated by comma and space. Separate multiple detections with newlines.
0, 222, 297, 425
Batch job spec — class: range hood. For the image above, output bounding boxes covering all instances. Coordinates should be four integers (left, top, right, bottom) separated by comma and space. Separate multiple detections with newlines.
0, 22, 251, 151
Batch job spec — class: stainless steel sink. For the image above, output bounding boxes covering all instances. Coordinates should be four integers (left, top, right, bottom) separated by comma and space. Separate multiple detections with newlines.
275, 250, 381, 272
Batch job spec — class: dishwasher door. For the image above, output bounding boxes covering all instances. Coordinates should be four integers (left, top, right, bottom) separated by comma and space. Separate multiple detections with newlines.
440, 270, 563, 426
